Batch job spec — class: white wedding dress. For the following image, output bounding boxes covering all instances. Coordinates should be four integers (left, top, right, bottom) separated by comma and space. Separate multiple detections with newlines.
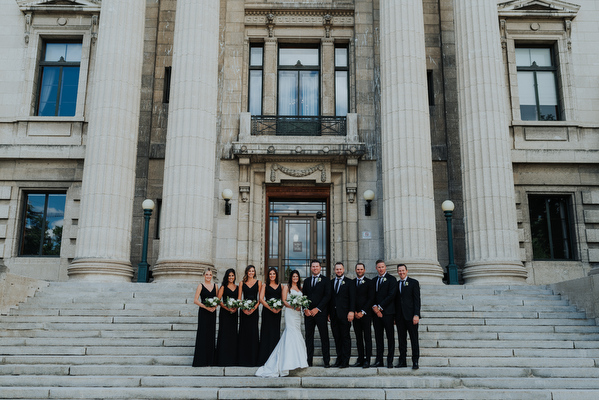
255, 289, 308, 377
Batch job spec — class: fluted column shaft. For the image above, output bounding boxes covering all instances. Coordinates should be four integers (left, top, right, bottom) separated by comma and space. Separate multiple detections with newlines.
153, 1, 219, 280
380, 1, 442, 284
454, 0, 527, 283
68, 0, 146, 281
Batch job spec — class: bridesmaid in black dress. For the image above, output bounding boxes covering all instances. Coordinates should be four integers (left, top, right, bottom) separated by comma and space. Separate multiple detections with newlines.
216, 268, 239, 366
237, 265, 261, 366
258, 267, 282, 365
192, 269, 218, 367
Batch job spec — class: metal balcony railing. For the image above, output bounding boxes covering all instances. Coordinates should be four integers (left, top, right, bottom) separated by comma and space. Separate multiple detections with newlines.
251, 115, 347, 136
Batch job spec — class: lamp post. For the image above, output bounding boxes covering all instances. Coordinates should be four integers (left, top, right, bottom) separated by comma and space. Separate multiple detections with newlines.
137, 199, 155, 283
442, 200, 459, 285
363, 190, 375, 216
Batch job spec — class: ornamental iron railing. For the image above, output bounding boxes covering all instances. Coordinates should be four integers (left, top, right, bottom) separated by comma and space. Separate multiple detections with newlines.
251, 115, 347, 136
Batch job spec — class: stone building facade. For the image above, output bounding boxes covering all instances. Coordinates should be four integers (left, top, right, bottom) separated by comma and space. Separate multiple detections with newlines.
0, 0, 597, 286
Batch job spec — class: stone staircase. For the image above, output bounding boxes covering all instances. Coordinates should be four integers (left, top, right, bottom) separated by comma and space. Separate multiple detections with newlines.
1, 282, 598, 399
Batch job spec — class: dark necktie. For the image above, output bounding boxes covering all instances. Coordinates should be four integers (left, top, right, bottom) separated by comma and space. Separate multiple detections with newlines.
400, 280, 404, 293
335, 278, 341, 293
377, 276, 383, 291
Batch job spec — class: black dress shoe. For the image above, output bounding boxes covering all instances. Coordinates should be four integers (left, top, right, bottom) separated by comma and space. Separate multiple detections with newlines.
387, 362, 394, 369
371, 361, 383, 368
351, 361, 363, 368
362, 361, 370, 369
323, 363, 331, 368
395, 361, 407, 368
331, 361, 341, 368
339, 362, 349, 368
412, 362, 419, 370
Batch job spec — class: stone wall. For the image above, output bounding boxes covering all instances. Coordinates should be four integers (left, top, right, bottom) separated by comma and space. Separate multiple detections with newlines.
550, 275, 599, 324
0, 263, 47, 315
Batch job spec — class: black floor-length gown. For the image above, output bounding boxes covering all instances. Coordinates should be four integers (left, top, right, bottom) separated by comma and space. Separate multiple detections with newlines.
216, 284, 238, 366
258, 284, 282, 365
192, 284, 217, 367
238, 282, 260, 366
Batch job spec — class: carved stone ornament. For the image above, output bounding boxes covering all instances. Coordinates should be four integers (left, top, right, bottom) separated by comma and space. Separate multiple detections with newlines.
16, 0, 102, 11
270, 163, 326, 183
497, 0, 580, 18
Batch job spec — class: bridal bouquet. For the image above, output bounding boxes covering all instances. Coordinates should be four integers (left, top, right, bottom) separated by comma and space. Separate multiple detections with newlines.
203, 297, 220, 308
287, 293, 311, 309
223, 297, 239, 309
266, 298, 284, 310
238, 299, 257, 310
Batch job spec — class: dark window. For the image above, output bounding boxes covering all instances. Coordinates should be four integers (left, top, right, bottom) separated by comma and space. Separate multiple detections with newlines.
528, 195, 575, 260
278, 47, 320, 116
335, 46, 349, 116
20, 192, 66, 256
427, 70, 435, 106
516, 46, 560, 121
249, 45, 263, 115
37, 41, 82, 116
163, 67, 172, 104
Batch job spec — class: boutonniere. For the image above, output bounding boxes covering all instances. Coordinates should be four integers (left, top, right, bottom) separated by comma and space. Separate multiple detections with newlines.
405, 281, 409, 286
317, 277, 321, 283
341, 280, 346, 286
382, 277, 387, 283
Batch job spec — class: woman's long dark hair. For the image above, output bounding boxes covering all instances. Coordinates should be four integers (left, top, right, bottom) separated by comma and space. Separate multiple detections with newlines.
287, 269, 302, 290
266, 267, 279, 285
224, 268, 236, 286
242, 265, 255, 283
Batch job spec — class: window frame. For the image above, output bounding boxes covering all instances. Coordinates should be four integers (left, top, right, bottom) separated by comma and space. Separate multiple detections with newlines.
334, 44, 349, 117
528, 194, 576, 261
18, 191, 67, 257
248, 43, 264, 115
276, 44, 321, 117
515, 44, 561, 121
35, 40, 83, 117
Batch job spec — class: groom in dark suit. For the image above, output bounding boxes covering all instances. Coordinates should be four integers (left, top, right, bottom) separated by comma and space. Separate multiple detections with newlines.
329, 262, 355, 368
371, 259, 397, 368
303, 259, 331, 367
394, 263, 421, 369
352, 262, 374, 368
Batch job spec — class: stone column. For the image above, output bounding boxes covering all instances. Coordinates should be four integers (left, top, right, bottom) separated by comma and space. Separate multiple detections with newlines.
262, 38, 277, 115
454, 0, 527, 284
321, 38, 335, 116
152, 1, 219, 280
68, 0, 146, 281
379, 1, 442, 284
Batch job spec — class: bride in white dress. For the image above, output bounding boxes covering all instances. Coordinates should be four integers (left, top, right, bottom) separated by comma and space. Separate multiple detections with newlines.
255, 270, 308, 377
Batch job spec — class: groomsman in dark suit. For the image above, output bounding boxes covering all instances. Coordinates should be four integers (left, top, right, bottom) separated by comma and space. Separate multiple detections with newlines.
303, 259, 331, 367
394, 263, 421, 370
351, 262, 374, 368
371, 259, 397, 368
329, 262, 355, 368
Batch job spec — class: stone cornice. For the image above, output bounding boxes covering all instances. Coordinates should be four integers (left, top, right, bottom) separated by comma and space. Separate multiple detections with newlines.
498, 0, 580, 19
245, 7, 354, 28
16, 0, 101, 13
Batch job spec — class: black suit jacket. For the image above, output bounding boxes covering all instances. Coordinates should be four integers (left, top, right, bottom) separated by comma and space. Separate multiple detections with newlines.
330, 276, 356, 319
373, 273, 397, 315
303, 274, 331, 312
395, 276, 421, 320
354, 277, 374, 314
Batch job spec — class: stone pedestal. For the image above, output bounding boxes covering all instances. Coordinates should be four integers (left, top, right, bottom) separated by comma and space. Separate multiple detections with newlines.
68, 0, 146, 282
454, 0, 527, 284
152, 1, 220, 281
379, 0, 442, 284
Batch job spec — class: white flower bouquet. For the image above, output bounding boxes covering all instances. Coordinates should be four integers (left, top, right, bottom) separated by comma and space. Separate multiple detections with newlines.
238, 299, 257, 310
287, 293, 311, 309
266, 298, 283, 310
203, 297, 220, 307
223, 297, 239, 309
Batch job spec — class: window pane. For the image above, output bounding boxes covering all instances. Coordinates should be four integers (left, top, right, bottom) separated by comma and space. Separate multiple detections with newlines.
530, 48, 552, 67
278, 71, 298, 115
515, 48, 531, 67
249, 70, 263, 115
58, 67, 80, 116
43, 194, 66, 256
299, 70, 319, 116
45, 43, 67, 62
335, 47, 348, 67
536, 71, 558, 121
38, 67, 60, 116
279, 48, 319, 66
335, 70, 348, 116
547, 198, 571, 259
529, 195, 574, 260
250, 46, 263, 67
21, 194, 46, 255
65, 43, 82, 62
